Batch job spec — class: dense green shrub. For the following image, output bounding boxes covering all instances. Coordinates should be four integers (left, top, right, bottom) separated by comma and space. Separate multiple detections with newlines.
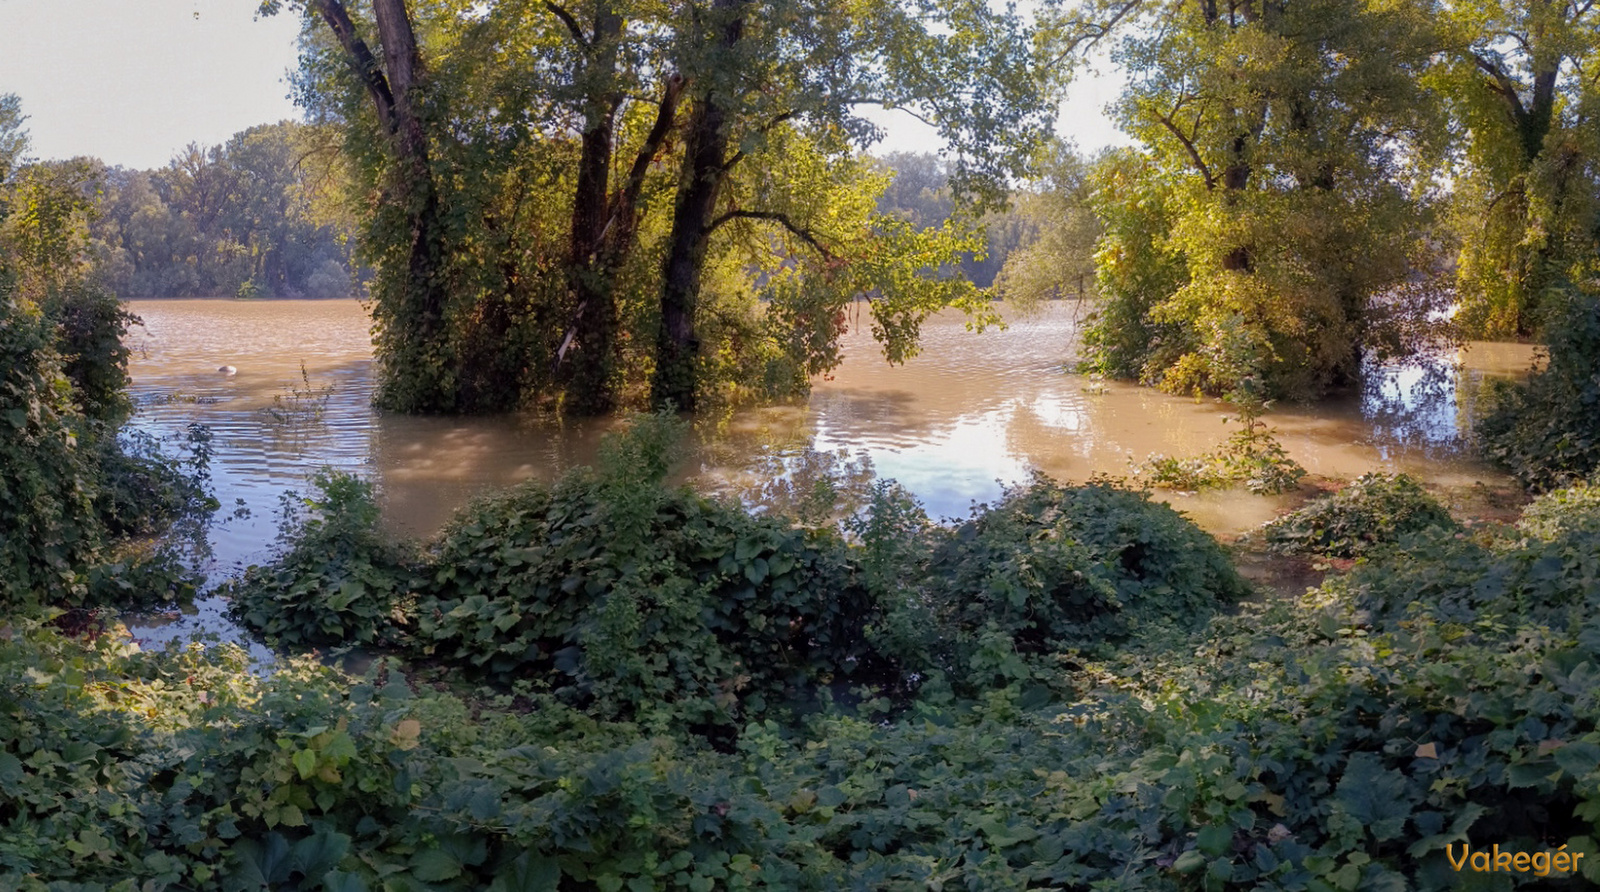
231, 415, 883, 732
0, 291, 103, 608
918, 476, 1249, 686
1479, 283, 1600, 489
43, 281, 135, 423
1, 114, 212, 615
1257, 472, 1458, 558
236, 427, 1251, 726
416, 471, 878, 730
226, 471, 420, 650
1518, 479, 1600, 540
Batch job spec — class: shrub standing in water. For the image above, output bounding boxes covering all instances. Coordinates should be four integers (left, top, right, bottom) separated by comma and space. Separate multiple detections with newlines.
234, 415, 1250, 735
1479, 281, 1600, 489
1258, 472, 1459, 559
913, 476, 1250, 692
224, 470, 420, 650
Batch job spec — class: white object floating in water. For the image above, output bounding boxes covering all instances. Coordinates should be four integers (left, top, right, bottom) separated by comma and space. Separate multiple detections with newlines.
218, 365, 238, 376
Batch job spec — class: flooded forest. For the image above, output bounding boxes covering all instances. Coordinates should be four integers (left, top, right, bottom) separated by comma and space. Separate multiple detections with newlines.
4, 0, 1600, 889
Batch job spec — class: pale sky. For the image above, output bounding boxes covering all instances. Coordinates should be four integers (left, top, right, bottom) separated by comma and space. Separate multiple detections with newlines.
0, 0, 1129, 170
0, 0, 304, 169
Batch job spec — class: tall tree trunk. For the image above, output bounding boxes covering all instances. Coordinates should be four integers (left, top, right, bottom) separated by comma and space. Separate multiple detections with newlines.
1220, 134, 1253, 272
372, 0, 450, 408
558, 4, 624, 415
652, 0, 747, 412
313, 0, 451, 411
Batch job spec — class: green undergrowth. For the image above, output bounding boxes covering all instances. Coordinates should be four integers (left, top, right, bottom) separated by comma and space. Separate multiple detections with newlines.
1255, 473, 1459, 559
11, 476, 1600, 889
227, 414, 1246, 739
1478, 283, 1600, 490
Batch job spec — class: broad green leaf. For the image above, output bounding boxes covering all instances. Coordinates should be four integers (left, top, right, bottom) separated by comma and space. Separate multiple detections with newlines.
412, 847, 463, 882
1334, 752, 1411, 842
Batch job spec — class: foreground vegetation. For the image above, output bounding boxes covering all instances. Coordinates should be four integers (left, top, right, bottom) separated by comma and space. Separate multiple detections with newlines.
8, 410, 1600, 889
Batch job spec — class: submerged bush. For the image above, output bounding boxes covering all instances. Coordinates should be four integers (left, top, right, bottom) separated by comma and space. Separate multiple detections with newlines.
1479, 283, 1600, 489
1258, 472, 1458, 558
416, 470, 877, 731
94, 425, 217, 539
1137, 400, 1307, 495
918, 476, 1249, 686
226, 414, 883, 732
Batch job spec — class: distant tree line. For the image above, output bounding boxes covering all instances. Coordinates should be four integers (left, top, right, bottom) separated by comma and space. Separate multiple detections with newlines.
86, 121, 361, 300
874, 152, 1042, 292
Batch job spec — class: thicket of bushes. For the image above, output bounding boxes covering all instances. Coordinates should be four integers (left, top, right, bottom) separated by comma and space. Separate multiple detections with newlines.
11, 458, 1600, 890
0, 287, 210, 612
225, 416, 1246, 740
1479, 282, 1600, 490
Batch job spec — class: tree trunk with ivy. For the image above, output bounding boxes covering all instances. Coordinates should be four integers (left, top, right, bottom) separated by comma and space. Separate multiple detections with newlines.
311, 0, 454, 412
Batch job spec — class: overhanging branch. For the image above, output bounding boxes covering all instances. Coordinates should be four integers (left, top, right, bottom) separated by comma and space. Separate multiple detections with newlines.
544, 1, 590, 47
709, 209, 834, 258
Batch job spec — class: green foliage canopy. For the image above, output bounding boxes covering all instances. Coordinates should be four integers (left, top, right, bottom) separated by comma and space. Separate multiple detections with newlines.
1055, 0, 1447, 400
266, 0, 1056, 414
1433, 0, 1600, 337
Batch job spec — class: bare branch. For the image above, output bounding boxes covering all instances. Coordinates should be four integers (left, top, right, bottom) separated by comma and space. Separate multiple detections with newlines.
310, 0, 397, 132
1155, 99, 1214, 188
709, 209, 834, 258
1049, 0, 1145, 66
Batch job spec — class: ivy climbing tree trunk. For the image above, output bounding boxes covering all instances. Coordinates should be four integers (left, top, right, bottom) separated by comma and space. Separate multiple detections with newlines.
310, 0, 452, 412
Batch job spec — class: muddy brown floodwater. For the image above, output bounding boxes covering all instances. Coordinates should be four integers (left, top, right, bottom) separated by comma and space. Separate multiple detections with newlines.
120, 297, 1533, 657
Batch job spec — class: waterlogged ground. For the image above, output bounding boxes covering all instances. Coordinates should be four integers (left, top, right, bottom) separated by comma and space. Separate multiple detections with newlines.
119, 297, 1534, 655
